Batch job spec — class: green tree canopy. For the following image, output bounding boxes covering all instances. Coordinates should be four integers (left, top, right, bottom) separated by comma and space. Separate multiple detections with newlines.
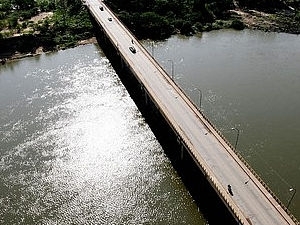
135, 12, 172, 39
12, 0, 36, 9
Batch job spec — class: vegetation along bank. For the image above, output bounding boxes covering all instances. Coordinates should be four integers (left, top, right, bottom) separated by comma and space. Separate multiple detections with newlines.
0, 0, 299, 61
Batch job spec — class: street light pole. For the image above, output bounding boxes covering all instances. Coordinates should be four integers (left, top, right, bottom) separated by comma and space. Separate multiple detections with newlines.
287, 188, 296, 209
167, 59, 174, 79
151, 41, 154, 57
231, 127, 240, 150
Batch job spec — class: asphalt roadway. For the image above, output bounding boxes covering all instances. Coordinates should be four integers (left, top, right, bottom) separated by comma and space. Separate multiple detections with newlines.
85, 0, 298, 224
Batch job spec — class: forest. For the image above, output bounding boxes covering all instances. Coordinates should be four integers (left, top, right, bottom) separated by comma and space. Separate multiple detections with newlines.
105, 0, 299, 38
0, 0, 93, 51
105, 0, 237, 39
0, 0, 299, 57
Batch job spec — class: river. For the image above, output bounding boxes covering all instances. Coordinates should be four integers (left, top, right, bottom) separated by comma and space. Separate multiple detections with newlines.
0, 46, 204, 224
0, 29, 299, 224
143, 29, 300, 219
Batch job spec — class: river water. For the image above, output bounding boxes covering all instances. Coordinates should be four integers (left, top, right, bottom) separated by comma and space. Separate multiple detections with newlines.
0, 46, 204, 224
144, 29, 300, 219
0, 29, 299, 224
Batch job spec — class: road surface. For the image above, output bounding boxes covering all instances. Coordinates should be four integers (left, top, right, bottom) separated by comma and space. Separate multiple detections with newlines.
85, 0, 299, 224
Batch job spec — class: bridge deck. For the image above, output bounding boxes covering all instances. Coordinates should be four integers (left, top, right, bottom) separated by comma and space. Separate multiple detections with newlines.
85, 0, 298, 224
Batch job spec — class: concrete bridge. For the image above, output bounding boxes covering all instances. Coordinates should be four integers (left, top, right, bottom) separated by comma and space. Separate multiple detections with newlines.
83, 0, 299, 224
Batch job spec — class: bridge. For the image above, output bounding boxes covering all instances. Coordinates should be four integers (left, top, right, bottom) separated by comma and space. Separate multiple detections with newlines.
84, 0, 299, 224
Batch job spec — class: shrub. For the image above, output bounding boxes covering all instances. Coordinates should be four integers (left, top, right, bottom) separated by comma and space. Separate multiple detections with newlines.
21, 21, 28, 29
37, 0, 56, 11
230, 19, 245, 30
0, 20, 7, 30
0, 12, 7, 20
180, 21, 194, 35
8, 16, 18, 29
194, 22, 203, 31
133, 12, 172, 39
20, 8, 39, 20
295, 11, 300, 21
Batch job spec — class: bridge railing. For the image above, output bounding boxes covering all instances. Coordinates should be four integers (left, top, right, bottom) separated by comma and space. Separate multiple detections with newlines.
87, 2, 299, 224
154, 57, 299, 224
156, 55, 300, 225
147, 57, 299, 224
190, 98, 299, 224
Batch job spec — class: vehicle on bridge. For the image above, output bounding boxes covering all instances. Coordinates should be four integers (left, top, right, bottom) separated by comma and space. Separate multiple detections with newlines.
129, 46, 136, 54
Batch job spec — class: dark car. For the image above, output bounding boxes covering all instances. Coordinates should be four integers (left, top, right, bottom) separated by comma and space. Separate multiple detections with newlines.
99, 6, 104, 11
129, 46, 136, 54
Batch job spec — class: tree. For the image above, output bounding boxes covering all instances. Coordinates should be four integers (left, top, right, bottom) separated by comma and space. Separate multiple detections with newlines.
8, 15, 18, 29
238, 0, 285, 10
135, 12, 172, 39
11, 0, 36, 10
37, 0, 56, 11
0, 0, 12, 11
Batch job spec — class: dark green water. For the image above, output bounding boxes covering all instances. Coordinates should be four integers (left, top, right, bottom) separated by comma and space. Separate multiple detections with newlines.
143, 29, 300, 219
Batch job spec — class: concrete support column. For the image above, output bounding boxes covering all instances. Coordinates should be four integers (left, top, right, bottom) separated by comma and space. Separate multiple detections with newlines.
180, 143, 184, 160
144, 90, 148, 106
120, 57, 124, 70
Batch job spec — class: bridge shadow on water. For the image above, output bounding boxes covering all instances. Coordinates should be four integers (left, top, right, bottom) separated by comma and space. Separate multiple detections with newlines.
91, 17, 237, 224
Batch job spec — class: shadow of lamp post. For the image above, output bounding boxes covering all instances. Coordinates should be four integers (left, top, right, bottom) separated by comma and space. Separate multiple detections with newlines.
287, 188, 296, 209
231, 127, 240, 150
167, 59, 174, 79
194, 88, 202, 111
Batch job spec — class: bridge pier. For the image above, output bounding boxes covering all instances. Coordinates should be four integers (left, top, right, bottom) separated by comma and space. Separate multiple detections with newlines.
144, 88, 149, 106
120, 56, 125, 70
180, 144, 184, 160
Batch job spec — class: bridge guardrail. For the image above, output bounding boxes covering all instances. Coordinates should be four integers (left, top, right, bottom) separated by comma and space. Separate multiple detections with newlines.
156, 56, 300, 225
122, 14, 299, 223
86, 2, 299, 224
153, 58, 299, 224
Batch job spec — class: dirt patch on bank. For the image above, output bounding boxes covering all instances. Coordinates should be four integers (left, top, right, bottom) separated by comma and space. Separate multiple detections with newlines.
30, 12, 53, 23
230, 8, 300, 34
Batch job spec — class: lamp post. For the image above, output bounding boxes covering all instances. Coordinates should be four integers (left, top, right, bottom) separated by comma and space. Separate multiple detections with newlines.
167, 59, 174, 79
151, 41, 154, 57
231, 127, 240, 150
195, 88, 202, 110
287, 188, 296, 209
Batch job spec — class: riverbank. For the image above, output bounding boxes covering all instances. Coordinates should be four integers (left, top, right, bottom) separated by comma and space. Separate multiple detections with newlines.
230, 8, 300, 34
0, 0, 94, 64
0, 37, 97, 64
1, 5, 299, 64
